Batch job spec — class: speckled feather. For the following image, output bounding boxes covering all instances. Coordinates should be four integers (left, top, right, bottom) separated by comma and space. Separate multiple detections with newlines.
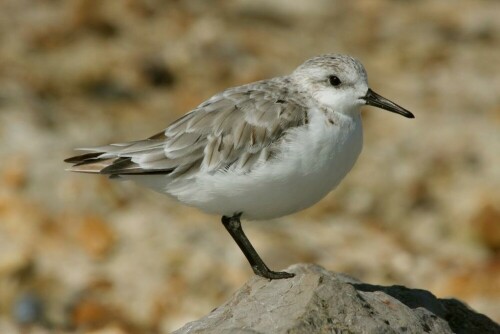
66, 78, 310, 177
65, 54, 414, 220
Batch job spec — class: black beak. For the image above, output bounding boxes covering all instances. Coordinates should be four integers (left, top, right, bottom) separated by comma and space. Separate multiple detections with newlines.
363, 88, 414, 118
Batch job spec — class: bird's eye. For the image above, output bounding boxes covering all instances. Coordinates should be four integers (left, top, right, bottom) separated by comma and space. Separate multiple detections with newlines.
328, 75, 341, 87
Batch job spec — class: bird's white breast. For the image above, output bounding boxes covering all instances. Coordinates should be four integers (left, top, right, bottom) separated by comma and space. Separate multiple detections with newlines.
164, 109, 363, 220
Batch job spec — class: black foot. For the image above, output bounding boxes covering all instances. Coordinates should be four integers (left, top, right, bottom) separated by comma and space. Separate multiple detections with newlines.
221, 214, 295, 280
253, 267, 295, 280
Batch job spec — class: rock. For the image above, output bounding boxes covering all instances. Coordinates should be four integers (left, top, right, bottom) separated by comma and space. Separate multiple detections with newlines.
13, 292, 44, 325
174, 264, 500, 334
77, 216, 116, 260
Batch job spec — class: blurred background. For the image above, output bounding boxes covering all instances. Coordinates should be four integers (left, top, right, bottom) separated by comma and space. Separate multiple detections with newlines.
0, 0, 499, 333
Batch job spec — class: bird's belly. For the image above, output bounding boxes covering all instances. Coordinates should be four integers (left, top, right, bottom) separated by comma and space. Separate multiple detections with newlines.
173, 113, 363, 220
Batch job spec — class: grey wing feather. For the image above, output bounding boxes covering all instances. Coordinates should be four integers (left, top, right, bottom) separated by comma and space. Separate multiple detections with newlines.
65, 78, 309, 176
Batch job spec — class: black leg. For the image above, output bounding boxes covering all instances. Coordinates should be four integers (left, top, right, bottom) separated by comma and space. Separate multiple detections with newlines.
221, 213, 295, 280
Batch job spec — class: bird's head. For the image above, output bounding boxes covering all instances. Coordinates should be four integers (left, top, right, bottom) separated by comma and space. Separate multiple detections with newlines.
292, 54, 414, 118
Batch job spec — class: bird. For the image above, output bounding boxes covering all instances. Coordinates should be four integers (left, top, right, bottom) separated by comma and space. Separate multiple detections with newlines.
65, 54, 414, 280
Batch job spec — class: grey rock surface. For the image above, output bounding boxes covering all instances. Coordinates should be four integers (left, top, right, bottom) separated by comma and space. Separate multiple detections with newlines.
174, 264, 499, 334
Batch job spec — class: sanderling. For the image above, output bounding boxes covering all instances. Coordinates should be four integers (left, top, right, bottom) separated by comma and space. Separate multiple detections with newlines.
65, 54, 414, 279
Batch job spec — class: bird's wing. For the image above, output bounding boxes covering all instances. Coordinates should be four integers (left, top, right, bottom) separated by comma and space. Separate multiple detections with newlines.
65, 79, 309, 177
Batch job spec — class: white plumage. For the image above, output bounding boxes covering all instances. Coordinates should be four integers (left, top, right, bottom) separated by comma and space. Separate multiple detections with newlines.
65, 54, 413, 279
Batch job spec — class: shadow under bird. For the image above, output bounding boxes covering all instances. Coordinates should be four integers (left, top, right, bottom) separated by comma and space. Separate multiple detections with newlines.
65, 54, 414, 279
